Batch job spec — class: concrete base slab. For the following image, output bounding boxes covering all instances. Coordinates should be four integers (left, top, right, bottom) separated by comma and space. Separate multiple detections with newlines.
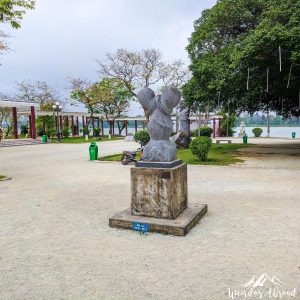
109, 203, 207, 236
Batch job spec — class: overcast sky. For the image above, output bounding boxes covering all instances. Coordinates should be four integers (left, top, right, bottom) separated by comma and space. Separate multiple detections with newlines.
0, 0, 215, 113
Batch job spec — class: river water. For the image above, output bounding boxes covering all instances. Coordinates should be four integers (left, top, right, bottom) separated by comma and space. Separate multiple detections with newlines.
105, 125, 300, 138
234, 127, 300, 138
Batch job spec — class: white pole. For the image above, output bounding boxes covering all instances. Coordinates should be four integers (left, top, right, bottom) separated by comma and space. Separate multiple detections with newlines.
279, 45, 282, 72
266, 67, 269, 93
266, 110, 270, 137
247, 68, 250, 90
197, 109, 201, 136
287, 65, 292, 88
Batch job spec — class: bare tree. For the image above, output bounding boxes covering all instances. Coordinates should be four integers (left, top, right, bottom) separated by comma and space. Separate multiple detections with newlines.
160, 59, 191, 88
16, 80, 61, 110
139, 49, 164, 87
97, 49, 141, 97
98, 49, 190, 92
97, 48, 166, 94
98, 49, 191, 123
97, 48, 167, 120
0, 30, 9, 55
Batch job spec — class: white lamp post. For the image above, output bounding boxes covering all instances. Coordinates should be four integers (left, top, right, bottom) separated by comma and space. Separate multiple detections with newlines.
52, 102, 63, 141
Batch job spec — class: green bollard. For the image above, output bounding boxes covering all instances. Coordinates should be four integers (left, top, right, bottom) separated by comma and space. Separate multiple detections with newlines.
89, 142, 98, 160
292, 132, 296, 139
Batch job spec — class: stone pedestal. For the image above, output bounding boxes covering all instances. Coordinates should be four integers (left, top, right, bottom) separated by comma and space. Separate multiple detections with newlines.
109, 162, 208, 236
109, 203, 207, 236
131, 164, 187, 219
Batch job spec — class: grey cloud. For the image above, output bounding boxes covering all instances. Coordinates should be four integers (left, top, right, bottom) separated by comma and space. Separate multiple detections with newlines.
0, 0, 215, 110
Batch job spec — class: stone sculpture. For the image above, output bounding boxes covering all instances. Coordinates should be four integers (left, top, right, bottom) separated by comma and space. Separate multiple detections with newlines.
137, 86, 181, 162
109, 87, 207, 236
238, 121, 246, 137
171, 100, 191, 148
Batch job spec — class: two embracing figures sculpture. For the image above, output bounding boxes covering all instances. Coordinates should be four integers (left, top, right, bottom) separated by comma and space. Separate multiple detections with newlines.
137, 86, 181, 162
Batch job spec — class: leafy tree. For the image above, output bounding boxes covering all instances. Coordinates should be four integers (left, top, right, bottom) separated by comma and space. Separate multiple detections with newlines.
183, 0, 300, 118
69, 78, 97, 128
89, 78, 132, 134
70, 78, 133, 135
36, 115, 56, 137
221, 112, 236, 137
0, 0, 35, 28
0, 0, 35, 55
0, 106, 12, 137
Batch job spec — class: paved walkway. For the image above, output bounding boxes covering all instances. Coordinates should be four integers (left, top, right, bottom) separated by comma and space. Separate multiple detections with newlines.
0, 140, 299, 300
0, 138, 44, 147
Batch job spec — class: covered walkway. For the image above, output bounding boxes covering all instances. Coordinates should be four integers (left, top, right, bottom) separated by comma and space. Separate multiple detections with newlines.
0, 97, 224, 139
0, 99, 40, 140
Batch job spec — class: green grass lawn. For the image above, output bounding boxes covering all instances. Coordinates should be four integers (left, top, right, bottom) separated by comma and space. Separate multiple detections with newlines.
51, 136, 124, 144
0, 175, 6, 180
99, 143, 249, 166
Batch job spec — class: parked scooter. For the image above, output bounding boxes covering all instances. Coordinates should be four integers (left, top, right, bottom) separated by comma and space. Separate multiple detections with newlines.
121, 148, 143, 165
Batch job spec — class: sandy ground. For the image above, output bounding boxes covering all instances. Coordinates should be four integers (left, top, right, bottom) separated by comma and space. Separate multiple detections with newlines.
0, 139, 299, 300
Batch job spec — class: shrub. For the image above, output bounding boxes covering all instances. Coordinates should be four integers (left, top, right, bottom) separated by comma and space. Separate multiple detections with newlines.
83, 126, 89, 136
189, 136, 212, 161
192, 126, 213, 137
252, 127, 263, 137
93, 127, 101, 137
20, 125, 29, 135
62, 127, 70, 138
37, 128, 45, 136
134, 129, 150, 147
46, 128, 57, 138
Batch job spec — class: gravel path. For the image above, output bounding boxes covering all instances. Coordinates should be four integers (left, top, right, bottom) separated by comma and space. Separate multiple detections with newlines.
0, 140, 299, 300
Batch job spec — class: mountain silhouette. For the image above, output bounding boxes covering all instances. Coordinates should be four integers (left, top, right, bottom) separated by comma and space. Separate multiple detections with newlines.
242, 273, 286, 288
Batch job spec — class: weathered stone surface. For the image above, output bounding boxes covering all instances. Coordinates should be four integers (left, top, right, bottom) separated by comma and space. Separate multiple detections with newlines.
170, 131, 191, 149
136, 159, 182, 169
131, 163, 187, 219
137, 86, 181, 162
109, 203, 208, 236
171, 100, 191, 148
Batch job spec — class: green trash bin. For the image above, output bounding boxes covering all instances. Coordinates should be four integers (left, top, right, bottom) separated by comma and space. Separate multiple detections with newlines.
42, 135, 48, 143
292, 132, 296, 139
243, 134, 248, 144
89, 142, 98, 160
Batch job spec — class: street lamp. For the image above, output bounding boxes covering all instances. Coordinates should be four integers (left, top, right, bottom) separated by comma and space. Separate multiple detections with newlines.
52, 102, 63, 141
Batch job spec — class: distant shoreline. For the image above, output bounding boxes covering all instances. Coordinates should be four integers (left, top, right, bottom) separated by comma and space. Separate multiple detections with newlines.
234, 125, 300, 128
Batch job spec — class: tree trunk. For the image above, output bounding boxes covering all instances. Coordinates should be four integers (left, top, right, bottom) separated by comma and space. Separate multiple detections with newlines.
266, 110, 270, 137
117, 121, 125, 135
